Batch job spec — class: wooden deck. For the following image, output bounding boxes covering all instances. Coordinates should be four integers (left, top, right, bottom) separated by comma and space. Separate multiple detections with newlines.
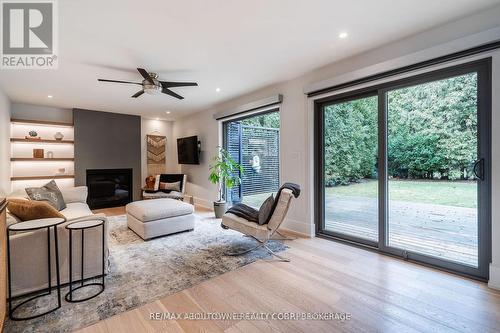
244, 191, 479, 266
325, 195, 478, 266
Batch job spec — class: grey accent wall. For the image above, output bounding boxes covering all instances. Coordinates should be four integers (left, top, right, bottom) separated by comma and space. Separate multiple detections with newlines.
74, 109, 141, 201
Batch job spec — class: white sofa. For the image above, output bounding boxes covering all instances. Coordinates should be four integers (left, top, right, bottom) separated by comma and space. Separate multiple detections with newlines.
6, 186, 109, 297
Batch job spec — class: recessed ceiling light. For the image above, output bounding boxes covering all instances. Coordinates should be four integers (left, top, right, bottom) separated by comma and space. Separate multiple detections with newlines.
339, 32, 348, 39
47, 95, 53, 98
165, 111, 171, 114
215, 87, 221, 93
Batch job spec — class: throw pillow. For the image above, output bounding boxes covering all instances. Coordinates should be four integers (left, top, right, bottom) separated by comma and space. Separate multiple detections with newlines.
159, 181, 181, 192
25, 180, 67, 211
258, 195, 275, 225
153, 174, 161, 191
7, 199, 65, 222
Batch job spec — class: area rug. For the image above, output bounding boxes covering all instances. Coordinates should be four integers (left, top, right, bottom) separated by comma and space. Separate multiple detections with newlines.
5, 213, 288, 333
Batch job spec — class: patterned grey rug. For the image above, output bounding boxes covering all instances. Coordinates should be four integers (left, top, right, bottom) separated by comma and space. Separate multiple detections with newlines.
5, 214, 288, 333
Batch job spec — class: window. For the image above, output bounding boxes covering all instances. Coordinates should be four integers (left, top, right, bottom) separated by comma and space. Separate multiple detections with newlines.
223, 110, 280, 208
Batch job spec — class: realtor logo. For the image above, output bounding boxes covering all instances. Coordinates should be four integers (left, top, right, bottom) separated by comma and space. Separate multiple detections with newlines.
1, 0, 58, 69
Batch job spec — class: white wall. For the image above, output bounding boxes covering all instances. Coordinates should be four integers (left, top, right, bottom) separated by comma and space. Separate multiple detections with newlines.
172, 7, 500, 287
172, 111, 219, 209
11, 103, 73, 123
141, 118, 176, 183
0, 89, 11, 196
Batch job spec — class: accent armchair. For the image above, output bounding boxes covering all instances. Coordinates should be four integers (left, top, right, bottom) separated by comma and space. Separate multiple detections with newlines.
142, 174, 187, 200
221, 188, 295, 261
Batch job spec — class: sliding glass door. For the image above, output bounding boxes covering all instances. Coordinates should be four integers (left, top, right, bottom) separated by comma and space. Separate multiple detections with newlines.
322, 95, 379, 244
387, 73, 480, 267
316, 59, 491, 279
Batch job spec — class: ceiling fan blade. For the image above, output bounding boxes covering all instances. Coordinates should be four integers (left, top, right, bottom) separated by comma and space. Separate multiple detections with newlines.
160, 81, 198, 88
98, 79, 142, 85
137, 68, 154, 84
162, 88, 184, 100
131, 90, 144, 98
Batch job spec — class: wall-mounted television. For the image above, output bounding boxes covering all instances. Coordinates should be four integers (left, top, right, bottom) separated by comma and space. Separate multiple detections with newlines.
177, 135, 200, 165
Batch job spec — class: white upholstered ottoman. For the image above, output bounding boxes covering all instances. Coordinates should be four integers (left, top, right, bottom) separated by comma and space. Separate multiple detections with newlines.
126, 199, 195, 240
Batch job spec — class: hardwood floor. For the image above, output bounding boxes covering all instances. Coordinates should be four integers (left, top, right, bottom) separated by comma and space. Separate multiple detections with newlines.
92, 206, 127, 216
79, 207, 500, 333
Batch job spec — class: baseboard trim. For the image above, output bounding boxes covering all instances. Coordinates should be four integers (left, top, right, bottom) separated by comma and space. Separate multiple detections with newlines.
281, 218, 315, 237
278, 226, 311, 239
488, 263, 500, 290
192, 196, 213, 211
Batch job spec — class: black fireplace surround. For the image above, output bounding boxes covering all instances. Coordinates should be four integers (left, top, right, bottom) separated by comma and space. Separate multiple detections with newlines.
86, 168, 132, 209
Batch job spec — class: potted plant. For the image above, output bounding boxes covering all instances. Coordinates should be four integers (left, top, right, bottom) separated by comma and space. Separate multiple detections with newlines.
209, 147, 244, 218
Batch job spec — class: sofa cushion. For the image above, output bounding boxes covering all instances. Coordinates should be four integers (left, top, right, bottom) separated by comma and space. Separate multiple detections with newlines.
25, 180, 67, 211
159, 174, 185, 193
7, 189, 29, 201
7, 199, 65, 221
60, 186, 88, 204
6, 212, 21, 227
126, 198, 193, 222
159, 181, 181, 192
60, 202, 93, 221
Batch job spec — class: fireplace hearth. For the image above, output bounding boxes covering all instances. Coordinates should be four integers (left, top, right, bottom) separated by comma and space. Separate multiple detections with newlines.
86, 168, 132, 209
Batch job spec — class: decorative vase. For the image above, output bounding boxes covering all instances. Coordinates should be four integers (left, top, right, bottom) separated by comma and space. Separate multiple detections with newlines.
29, 130, 38, 137
54, 132, 64, 141
213, 201, 227, 218
33, 149, 44, 159
46, 151, 54, 159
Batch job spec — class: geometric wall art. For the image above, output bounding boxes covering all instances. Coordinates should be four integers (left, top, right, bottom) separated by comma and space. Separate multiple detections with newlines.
146, 134, 167, 175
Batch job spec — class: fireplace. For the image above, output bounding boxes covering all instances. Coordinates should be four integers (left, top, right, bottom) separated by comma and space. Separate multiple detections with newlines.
86, 168, 133, 209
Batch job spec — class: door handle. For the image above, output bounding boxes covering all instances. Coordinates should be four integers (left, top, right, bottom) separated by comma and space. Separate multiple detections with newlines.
473, 159, 485, 181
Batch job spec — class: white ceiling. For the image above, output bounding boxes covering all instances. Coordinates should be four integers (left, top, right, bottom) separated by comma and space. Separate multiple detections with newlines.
1, 0, 499, 119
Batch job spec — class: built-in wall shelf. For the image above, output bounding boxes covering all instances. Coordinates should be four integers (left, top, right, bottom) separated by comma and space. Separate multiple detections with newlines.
10, 118, 74, 127
11, 158, 74, 162
10, 118, 76, 190
10, 138, 74, 144
11, 175, 75, 181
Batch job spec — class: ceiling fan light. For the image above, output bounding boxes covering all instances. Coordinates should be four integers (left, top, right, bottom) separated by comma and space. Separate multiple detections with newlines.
144, 85, 161, 95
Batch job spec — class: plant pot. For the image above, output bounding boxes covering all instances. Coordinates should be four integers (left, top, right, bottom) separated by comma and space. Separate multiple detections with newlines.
213, 201, 227, 218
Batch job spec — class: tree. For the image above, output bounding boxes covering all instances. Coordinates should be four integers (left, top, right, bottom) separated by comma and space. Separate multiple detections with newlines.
323, 72, 478, 185
323, 96, 377, 185
241, 112, 280, 128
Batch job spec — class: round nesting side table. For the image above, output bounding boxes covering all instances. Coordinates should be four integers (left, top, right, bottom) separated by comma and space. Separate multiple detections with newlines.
7, 217, 65, 321
65, 219, 105, 302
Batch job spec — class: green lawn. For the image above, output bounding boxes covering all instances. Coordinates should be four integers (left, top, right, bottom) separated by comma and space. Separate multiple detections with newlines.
326, 179, 477, 208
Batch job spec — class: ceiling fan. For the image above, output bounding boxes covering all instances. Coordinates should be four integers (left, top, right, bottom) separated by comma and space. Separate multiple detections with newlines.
98, 68, 198, 99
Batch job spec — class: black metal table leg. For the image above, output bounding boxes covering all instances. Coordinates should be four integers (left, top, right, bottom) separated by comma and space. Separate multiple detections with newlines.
7, 218, 65, 321
81, 229, 84, 287
65, 219, 105, 303
68, 229, 73, 302
53, 225, 61, 309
